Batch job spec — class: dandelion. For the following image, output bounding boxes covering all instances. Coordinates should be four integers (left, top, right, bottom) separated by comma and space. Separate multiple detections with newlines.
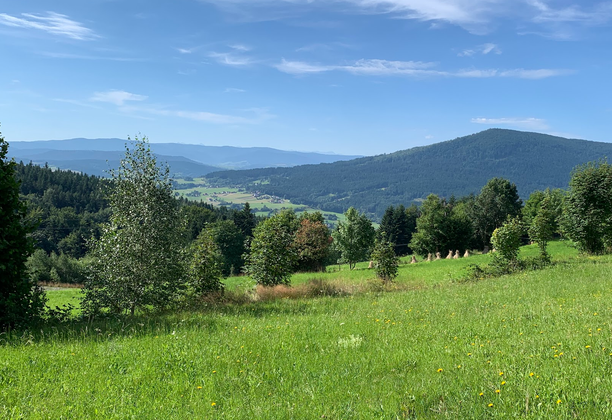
437, 368, 443, 373
529, 372, 534, 377
457, 365, 462, 369
557, 399, 562, 404
479, 392, 484, 397
197, 386, 202, 389
495, 389, 500, 394
499, 372, 504, 376
211, 402, 216, 406
467, 353, 472, 356
501, 381, 506, 385
586, 345, 591, 349
488, 403, 494, 407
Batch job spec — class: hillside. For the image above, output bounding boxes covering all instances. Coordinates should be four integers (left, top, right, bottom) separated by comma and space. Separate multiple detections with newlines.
8, 139, 361, 171
205, 129, 612, 218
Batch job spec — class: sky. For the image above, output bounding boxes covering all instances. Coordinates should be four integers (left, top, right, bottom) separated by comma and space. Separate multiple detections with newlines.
1, 0, 611, 156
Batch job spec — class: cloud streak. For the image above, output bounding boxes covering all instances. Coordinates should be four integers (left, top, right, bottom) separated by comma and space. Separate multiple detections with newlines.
91, 90, 148, 106
0, 12, 97, 40
275, 58, 571, 79
458, 42, 501, 56
471, 117, 550, 130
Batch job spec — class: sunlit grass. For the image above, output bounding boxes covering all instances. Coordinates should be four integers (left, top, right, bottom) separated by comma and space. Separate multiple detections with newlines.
5, 240, 611, 418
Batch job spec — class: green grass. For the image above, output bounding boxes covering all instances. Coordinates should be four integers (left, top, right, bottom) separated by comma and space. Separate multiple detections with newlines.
4, 241, 612, 418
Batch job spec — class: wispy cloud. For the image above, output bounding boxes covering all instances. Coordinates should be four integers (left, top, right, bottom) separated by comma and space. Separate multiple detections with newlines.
225, 88, 246, 93
471, 117, 550, 130
121, 106, 275, 124
39, 51, 142, 61
275, 58, 570, 79
90, 90, 148, 106
201, 0, 612, 36
229, 44, 251, 52
458, 42, 501, 56
0, 12, 97, 40
209, 51, 252, 66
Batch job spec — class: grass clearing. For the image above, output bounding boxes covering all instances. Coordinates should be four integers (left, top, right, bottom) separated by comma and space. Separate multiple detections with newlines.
3, 241, 612, 418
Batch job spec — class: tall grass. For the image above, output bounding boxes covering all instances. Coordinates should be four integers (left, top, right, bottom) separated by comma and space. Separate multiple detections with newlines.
4, 241, 610, 418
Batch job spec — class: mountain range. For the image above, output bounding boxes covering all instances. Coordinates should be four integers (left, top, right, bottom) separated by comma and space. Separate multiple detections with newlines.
7, 138, 361, 178
204, 129, 612, 218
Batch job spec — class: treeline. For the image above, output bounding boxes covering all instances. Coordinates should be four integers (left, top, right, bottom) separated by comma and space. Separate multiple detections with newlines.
204, 129, 612, 219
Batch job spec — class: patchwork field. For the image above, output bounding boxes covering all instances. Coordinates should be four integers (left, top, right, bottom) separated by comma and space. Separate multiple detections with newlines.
3, 242, 612, 419
172, 178, 345, 224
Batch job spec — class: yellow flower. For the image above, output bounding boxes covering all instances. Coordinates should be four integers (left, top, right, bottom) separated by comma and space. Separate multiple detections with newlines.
457, 365, 461, 369
437, 368, 443, 373
211, 402, 216, 406
479, 392, 484, 397
585, 345, 591, 349
197, 386, 202, 389
501, 381, 506, 385
495, 389, 500, 394
529, 372, 534, 377
488, 403, 494, 407
557, 399, 562, 404
499, 372, 504, 376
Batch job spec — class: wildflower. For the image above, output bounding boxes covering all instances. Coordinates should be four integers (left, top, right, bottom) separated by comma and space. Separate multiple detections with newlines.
488, 403, 494, 407
479, 392, 484, 397
437, 368, 443, 372
585, 345, 591, 349
557, 399, 562, 404
197, 386, 202, 389
501, 381, 506, 385
529, 372, 534, 377
467, 353, 472, 356
211, 402, 216, 406
495, 389, 500, 394
499, 372, 504, 376
457, 365, 461, 369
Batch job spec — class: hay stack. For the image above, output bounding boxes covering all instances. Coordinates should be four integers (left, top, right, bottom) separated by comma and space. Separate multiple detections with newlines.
453, 250, 460, 259
464, 250, 470, 258
446, 250, 453, 259
410, 256, 417, 264
435, 252, 441, 260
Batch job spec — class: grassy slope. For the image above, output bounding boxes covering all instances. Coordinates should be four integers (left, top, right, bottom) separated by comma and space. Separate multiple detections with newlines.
4, 242, 612, 419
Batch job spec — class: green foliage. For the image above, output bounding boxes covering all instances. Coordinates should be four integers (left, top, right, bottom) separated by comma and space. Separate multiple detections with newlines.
0, 129, 46, 328
471, 178, 522, 248
490, 217, 523, 269
562, 160, 612, 254
244, 210, 298, 286
27, 249, 88, 284
409, 194, 472, 257
294, 213, 331, 272
189, 229, 224, 295
233, 202, 256, 238
332, 207, 375, 270
522, 188, 565, 233
205, 220, 245, 276
371, 237, 399, 282
378, 204, 418, 256
82, 136, 187, 316
528, 197, 555, 260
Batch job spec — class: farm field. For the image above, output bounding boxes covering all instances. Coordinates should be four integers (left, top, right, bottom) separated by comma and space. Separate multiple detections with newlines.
4, 242, 612, 418
172, 177, 346, 224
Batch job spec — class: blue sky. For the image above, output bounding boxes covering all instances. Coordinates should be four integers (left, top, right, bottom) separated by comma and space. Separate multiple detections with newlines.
1, 0, 611, 155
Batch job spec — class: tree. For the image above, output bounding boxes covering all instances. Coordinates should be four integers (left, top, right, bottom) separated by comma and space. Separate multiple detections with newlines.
189, 229, 224, 295
205, 220, 245, 276
409, 194, 472, 257
378, 205, 415, 256
562, 161, 612, 254
523, 188, 565, 235
294, 213, 331, 272
528, 196, 555, 260
244, 211, 298, 286
332, 207, 375, 269
233, 202, 256, 238
491, 217, 523, 269
82, 136, 186, 316
1, 129, 46, 328
471, 178, 522, 248
371, 237, 399, 282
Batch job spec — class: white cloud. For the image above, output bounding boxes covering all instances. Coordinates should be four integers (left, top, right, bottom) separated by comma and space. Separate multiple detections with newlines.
471, 117, 550, 130
40, 52, 141, 61
201, 0, 612, 36
121, 106, 275, 124
459, 42, 501, 56
209, 52, 252, 66
229, 44, 251, 52
224, 88, 246, 93
177, 47, 195, 54
0, 12, 97, 40
90, 90, 148, 106
275, 58, 570, 79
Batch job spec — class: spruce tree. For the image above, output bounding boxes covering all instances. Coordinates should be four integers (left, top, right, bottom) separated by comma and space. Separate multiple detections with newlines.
0, 129, 46, 328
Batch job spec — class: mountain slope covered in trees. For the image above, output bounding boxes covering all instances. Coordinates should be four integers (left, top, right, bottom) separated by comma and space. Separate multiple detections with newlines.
205, 129, 612, 218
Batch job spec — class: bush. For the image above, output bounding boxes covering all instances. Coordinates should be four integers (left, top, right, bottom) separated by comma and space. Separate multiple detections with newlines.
490, 217, 523, 271
371, 238, 399, 282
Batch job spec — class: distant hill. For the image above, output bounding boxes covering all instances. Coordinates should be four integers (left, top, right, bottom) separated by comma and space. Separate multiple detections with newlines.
8, 138, 362, 173
204, 129, 612, 218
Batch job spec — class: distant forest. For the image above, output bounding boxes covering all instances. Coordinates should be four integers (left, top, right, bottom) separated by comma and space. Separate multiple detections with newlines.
205, 129, 612, 219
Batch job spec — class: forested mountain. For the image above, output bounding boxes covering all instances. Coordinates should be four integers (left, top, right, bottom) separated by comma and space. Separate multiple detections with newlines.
205, 129, 612, 218
8, 138, 361, 172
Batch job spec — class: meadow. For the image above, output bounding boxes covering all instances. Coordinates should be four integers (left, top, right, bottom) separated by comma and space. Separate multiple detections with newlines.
3, 242, 612, 419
